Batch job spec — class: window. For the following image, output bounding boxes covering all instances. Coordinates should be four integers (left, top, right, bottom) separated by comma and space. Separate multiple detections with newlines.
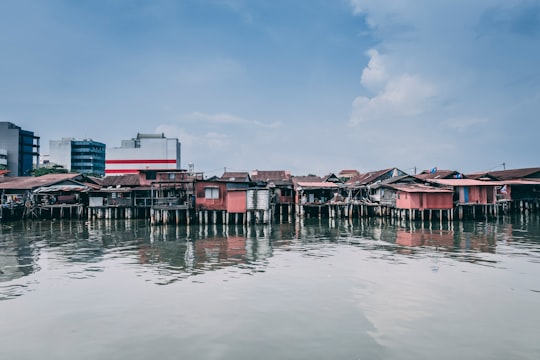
205, 187, 219, 199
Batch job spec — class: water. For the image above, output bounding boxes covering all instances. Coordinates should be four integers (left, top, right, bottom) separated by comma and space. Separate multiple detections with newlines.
1, 217, 539, 360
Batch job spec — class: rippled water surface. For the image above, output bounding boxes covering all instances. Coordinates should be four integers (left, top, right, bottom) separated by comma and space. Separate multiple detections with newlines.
1, 217, 539, 359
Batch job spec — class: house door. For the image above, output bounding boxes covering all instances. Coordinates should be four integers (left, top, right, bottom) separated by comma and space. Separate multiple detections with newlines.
487, 187, 494, 203
464, 187, 469, 203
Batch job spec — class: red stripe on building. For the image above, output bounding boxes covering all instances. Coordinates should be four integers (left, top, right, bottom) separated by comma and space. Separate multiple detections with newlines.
105, 159, 176, 164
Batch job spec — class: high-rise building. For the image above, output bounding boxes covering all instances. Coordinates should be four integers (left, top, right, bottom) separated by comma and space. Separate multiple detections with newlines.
105, 133, 181, 175
49, 138, 106, 176
0, 122, 40, 176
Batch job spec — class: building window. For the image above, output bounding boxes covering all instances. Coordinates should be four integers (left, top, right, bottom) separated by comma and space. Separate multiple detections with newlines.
205, 187, 219, 199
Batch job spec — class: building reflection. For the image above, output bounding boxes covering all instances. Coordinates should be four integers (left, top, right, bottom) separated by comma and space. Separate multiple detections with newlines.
2, 216, 539, 294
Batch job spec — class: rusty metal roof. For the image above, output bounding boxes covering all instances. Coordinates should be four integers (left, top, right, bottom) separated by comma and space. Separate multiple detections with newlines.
250, 170, 292, 182
100, 174, 141, 187
346, 168, 404, 186
220, 172, 251, 182
465, 172, 499, 180
488, 167, 540, 180
415, 170, 462, 180
0, 173, 86, 190
294, 181, 342, 189
292, 175, 323, 183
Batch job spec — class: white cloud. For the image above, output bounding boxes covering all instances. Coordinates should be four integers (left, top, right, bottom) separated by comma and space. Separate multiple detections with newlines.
183, 112, 281, 128
360, 49, 388, 93
350, 70, 437, 126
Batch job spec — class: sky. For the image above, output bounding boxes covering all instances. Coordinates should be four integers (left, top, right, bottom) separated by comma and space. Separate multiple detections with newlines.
1, 0, 539, 177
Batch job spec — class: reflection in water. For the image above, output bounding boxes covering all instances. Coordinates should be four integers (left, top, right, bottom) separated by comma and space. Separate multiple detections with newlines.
1, 216, 540, 298
1, 217, 540, 360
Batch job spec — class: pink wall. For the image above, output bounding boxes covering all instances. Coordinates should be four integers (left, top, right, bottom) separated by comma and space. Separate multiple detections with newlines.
458, 186, 496, 204
227, 191, 247, 213
195, 181, 228, 210
396, 192, 453, 209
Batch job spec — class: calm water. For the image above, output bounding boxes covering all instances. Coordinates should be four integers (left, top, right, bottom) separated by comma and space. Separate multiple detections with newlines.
1, 217, 539, 360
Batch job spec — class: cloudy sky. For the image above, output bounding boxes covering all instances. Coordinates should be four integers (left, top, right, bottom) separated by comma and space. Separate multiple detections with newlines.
1, 0, 539, 177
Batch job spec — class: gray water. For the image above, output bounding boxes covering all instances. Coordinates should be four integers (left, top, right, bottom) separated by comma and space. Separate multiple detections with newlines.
1, 217, 539, 360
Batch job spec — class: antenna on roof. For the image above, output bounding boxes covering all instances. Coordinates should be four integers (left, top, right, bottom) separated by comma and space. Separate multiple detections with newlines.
502, 162, 506, 171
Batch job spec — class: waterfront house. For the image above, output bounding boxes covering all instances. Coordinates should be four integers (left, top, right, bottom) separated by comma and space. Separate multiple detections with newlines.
427, 178, 503, 219
484, 168, 540, 210
88, 173, 143, 219
194, 172, 254, 224
0, 173, 94, 220
345, 167, 408, 203
251, 170, 295, 221
292, 175, 345, 218
380, 182, 454, 220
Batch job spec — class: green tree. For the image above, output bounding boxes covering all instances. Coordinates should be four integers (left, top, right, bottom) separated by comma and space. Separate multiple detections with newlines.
32, 165, 68, 177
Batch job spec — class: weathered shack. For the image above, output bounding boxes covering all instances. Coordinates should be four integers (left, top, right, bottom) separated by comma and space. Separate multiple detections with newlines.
381, 183, 454, 221
250, 170, 295, 222
428, 179, 501, 219
148, 170, 203, 225
346, 167, 408, 203
88, 174, 143, 219
0, 173, 93, 220
194, 172, 254, 224
292, 175, 344, 218
487, 168, 540, 212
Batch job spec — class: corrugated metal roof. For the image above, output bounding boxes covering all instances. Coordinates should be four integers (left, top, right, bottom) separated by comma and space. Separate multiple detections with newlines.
100, 174, 140, 187
346, 168, 402, 186
0, 173, 84, 190
220, 172, 251, 182
415, 170, 461, 180
292, 175, 323, 183
429, 179, 503, 186
295, 181, 342, 189
384, 183, 453, 193
465, 172, 499, 180
250, 170, 292, 182
489, 167, 540, 180
34, 184, 87, 193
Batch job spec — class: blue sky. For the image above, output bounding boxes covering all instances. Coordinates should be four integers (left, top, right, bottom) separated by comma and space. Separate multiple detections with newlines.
1, 0, 539, 177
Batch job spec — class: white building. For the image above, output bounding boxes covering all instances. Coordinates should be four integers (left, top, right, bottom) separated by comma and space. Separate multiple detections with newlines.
106, 133, 181, 175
